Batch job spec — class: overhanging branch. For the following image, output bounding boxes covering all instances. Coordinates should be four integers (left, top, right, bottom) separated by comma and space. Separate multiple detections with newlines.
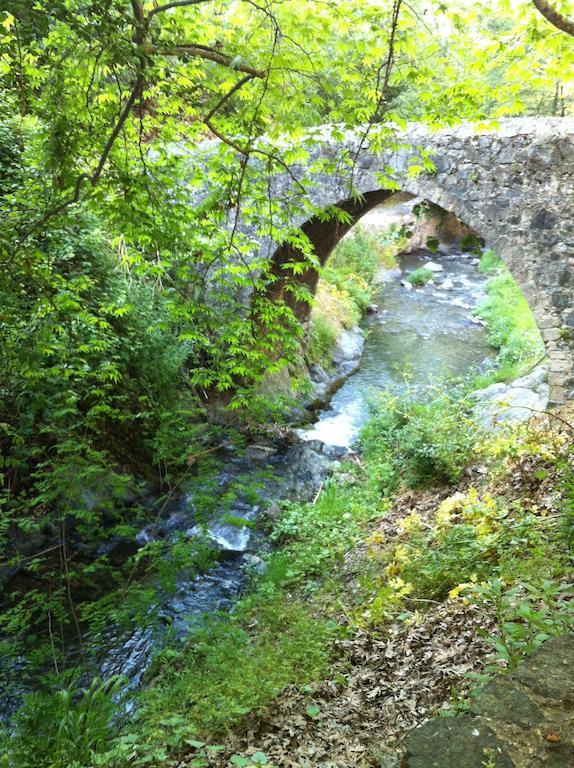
150, 43, 266, 78
532, 0, 574, 37
148, 0, 213, 19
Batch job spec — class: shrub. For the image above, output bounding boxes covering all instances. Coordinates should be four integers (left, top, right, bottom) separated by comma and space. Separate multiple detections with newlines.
329, 225, 394, 283
0, 676, 126, 768
361, 390, 477, 487
307, 312, 338, 367
408, 267, 433, 287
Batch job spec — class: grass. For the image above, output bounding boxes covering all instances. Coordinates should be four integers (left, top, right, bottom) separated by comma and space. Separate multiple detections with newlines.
476, 248, 502, 275
474, 250, 545, 386
5, 393, 574, 767
137, 594, 332, 740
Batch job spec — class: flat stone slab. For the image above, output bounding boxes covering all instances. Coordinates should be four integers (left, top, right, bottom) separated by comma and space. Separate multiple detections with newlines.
404, 716, 515, 768
402, 635, 574, 768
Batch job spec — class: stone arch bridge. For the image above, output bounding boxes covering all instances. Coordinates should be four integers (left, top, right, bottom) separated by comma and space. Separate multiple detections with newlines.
256, 118, 574, 403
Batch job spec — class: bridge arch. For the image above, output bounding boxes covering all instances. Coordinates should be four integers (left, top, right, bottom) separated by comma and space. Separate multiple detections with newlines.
259, 119, 574, 402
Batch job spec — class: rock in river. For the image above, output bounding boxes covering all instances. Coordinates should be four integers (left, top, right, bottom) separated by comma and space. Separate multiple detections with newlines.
423, 260, 444, 272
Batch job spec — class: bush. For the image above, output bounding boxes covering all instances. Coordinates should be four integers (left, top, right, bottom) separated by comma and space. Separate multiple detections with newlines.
307, 311, 338, 367
408, 267, 433, 287
329, 225, 394, 283
307, 225, 402, 370
361, 389, 477, 487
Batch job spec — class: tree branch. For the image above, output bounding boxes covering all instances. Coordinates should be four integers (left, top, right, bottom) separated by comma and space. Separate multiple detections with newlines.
205, 118, 250, 154
148, 0, 212, 20
150, 43, 266, 78
532, 0, 574, 37
15, 0, 265, 247
348, 0, 403, 194
204, 119, 308, 195
204, 73, 256, 122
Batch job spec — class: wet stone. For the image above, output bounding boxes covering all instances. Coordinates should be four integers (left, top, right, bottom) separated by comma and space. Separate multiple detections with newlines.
243, 444, 278, 463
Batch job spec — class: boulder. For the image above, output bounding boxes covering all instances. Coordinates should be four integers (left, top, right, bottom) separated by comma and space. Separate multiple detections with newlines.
402, 636, 574, 768
403, 716, 515, 768
283, 443, 334, 497
473, 366, 549, 430
243, 444, 278, 463
513, 365, 548, 391
333, 328, 365, 364
242, 553, 267, 574
309, 363, 329, 383
376, 266, 402, 284
423, 260, 444, 272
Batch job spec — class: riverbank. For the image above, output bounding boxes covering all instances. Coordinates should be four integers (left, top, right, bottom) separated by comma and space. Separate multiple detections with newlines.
12, 385, 567, 768
1, 230, 558, 768
159, 400, 573, 768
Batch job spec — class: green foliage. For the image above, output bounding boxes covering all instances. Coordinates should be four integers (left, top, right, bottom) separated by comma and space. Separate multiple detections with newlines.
361, 389, 477, 488
136, 595, 331, 745
358, 450, 574, 625
469, 578, 574, 670
329, 226, 395, 284
269, 479, 384, 586
407, 267, 433, 287
0, 676, 126, 768
0, 0, 573, 759
560, 454, 574, 552
477, 248, 503, 274
475, 265, 545, 383
307, 225, 401, 370
307, 313, 339, 367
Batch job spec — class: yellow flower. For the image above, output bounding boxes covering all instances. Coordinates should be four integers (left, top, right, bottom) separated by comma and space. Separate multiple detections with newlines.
448, 577, 477, 600
393, 544, 409, 563
436, 491, 470, 528
476, 520, 493, 538
397, 512, 422, 534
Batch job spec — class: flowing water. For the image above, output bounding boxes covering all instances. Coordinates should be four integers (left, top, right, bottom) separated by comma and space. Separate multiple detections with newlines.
299, 248, 494, 446
0, 204, 496, 720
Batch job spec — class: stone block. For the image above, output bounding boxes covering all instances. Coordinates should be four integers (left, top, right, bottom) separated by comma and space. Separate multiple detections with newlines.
403, 716, 515, 768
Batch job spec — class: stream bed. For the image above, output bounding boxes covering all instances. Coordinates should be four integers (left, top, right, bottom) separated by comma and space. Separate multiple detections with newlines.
0, 212, 496, 722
